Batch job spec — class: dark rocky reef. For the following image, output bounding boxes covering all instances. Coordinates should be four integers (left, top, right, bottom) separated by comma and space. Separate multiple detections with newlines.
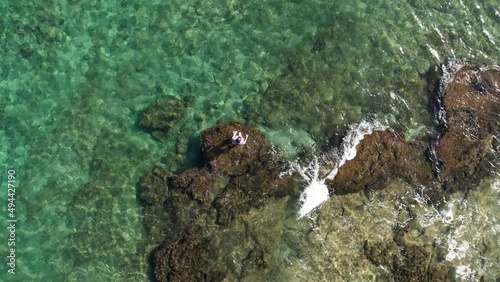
364, 238, 450, 281
168, 122, 298, 225
138, 97, 188, 140
326, 61, 499, 202
154, 229, 226, 282
427, 62, 500, 194
325, 130, 436, 197
139, 122, 301, 282
139, 61, 499, 281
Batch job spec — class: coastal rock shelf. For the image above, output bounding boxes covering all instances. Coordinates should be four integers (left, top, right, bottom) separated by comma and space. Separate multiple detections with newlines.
428, 62, 500, 193
327, 61, 499, 202
325, 130, 437, 197
139, 122, 301, 281
138, 61, 499, 281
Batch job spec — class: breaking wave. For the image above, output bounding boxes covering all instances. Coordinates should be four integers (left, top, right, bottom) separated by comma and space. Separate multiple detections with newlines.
293, 120, 388, 217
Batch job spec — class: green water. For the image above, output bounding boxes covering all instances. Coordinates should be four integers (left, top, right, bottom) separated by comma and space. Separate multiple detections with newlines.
0, 0, 498, 281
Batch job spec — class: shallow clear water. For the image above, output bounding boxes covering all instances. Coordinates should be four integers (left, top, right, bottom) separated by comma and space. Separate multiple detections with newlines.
0, 0, 498, 281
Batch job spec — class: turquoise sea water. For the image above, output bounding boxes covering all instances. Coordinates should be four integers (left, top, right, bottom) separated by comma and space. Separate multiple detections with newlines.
0, 0, 499, 281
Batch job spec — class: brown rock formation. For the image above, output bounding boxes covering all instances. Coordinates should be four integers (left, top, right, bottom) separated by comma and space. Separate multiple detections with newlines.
154, 229, 226, 282
428, 62, 500, 193
325, 130, 436, 197
326, 61, 499, 201
169, 168, 215, 204
148, 122, 300, 281
200, 122, 275, 176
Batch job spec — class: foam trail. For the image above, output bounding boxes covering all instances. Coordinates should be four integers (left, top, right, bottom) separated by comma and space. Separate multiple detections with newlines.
298, 120, 387, 218
325, 120, 387, 180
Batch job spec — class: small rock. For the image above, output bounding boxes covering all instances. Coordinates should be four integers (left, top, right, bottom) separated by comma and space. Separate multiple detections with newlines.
138, 97, 187, 139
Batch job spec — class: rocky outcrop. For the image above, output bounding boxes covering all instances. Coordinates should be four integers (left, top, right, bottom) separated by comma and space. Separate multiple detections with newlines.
428, 62, 500, 193
326, 61, 499, 201
325, 130, 437, 197
141, 61, 499, 282
167, 122, 298, 225
200, 122, 274, 175
144, 122, 300, 281
166, 121, 270, 176
169, 168, 215, 204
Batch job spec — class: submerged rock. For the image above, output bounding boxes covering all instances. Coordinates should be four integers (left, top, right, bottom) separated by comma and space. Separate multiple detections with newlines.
169, 168, 216, 204
154, 229, 226, 282
139, 167, 170, 205
364, 212, 451, 281
364, 240, 450, 281
138, 97, 187, 140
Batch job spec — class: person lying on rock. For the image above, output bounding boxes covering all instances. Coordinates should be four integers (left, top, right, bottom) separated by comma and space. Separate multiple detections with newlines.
231, 131, 248, 145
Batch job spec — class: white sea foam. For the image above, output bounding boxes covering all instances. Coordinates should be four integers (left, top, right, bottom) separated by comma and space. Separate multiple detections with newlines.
446, 238, 469, 261
389, 91, 410, 110
297, 120, 387, 218
438, 60, 466, 95
455, 265, 477, 280
325, 120, 388, 181
427, 44, 441, 61
412, 12, 426, 30
296, 158, 329, 218
492, 180, 500, 192
417, 199, 472, 262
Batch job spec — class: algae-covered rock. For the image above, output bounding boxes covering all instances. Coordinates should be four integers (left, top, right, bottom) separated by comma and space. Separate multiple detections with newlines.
199, 122, 274, 175
363, 240, 398, 268
214, 169, 297, 226
141, 122, 301, 281
325, 61, 499, 202
167, 122, 298, 225
242, 243, 271, 271
138, 97, 187, 140
364, 239, 450, 281
138, 167, 170, 205
154, 229, 226, 282
393, 244, 450, 282
428, 61, 500, 193
169, 167, 215, 204
325, 130, 437, 198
